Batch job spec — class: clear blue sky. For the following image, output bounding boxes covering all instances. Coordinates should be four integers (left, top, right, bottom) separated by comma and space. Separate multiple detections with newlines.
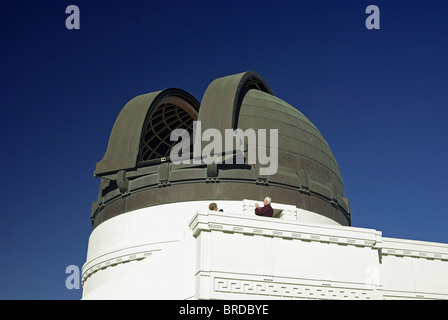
0, 0, 447, 299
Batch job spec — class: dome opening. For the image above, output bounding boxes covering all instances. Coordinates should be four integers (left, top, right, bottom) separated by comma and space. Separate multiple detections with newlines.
139, 94, 199, 163
244, 77, 270, 92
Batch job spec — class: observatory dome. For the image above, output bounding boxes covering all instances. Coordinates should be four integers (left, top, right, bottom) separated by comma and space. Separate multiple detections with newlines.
91, 71, 350, 228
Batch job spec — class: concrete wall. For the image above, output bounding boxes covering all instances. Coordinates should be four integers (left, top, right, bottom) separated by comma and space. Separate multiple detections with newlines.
82, 201, 448, 300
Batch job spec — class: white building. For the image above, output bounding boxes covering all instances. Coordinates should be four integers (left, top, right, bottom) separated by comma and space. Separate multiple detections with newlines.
82, 72, 448, 299
82, 200, 448, 300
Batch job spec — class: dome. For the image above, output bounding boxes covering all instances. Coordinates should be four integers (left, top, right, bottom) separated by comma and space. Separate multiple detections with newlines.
238, 89, 349, 224
91, 71, 350, 228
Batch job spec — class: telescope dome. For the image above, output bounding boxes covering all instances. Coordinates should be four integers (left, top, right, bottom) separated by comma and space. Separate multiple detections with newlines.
91, 71, 350, 228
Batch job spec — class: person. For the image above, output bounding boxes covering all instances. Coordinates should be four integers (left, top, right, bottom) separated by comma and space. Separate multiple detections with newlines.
255, 197, 273, 217
209, 203, 218, 211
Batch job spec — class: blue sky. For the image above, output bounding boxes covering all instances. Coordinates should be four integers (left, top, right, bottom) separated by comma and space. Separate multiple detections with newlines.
0, 0, 447, 299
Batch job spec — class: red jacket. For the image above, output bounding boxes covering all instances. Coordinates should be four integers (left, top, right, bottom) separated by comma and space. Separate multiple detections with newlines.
255, 204, 273, 217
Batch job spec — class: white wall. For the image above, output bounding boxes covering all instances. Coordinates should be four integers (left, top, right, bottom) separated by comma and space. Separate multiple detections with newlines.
82, 201, 448, 300
191, 211, 448, 300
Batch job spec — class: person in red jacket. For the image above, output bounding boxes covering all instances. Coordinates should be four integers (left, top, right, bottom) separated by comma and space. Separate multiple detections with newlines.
255, 197, 273, 217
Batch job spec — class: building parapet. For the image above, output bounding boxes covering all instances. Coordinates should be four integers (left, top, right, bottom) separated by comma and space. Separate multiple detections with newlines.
189, 210, 448, 300
190, 210, 381, 248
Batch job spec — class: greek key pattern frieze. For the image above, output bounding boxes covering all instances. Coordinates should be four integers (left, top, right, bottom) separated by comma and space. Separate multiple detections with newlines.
214, 278, 373, 300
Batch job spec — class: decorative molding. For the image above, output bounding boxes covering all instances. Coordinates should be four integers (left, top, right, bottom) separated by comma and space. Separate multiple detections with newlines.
81, 251, 153, 285
214, 277, 374, 300
191, 211, 380, 249
382, 290, 448, 300
381, 247, 448, 261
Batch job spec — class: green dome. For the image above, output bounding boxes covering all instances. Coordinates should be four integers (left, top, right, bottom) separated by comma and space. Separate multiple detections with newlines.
91, 71, 350, 228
